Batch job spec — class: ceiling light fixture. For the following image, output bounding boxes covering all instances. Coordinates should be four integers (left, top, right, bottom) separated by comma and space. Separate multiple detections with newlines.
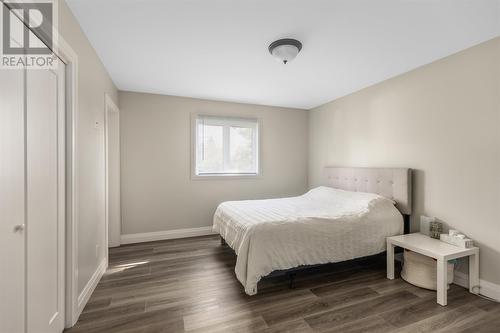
268, 38, 302, 64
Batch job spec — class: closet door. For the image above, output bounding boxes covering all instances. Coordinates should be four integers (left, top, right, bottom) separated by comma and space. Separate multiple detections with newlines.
1, 8, 26, 332
26, 52, 65, 332
0, 66, 26, 333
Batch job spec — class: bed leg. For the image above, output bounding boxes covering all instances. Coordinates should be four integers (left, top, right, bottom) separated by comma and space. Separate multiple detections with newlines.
220, 236, 226, 246
288, 273, 296, 289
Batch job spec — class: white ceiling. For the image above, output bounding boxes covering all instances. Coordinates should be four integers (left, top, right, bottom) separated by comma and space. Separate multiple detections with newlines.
66, 0, 500, 109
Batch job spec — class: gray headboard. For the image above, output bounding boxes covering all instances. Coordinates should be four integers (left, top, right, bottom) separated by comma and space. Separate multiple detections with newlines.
324, 167, 412, 215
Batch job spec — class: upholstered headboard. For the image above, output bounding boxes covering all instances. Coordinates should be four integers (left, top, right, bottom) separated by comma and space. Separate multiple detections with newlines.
324, 167, 412, 215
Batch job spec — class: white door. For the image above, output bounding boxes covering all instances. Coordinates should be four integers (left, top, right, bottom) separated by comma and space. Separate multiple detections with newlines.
1, 10, 65, 332
26, 56, 66, 333
0, 8, 26, 331
0, 65, 26, 333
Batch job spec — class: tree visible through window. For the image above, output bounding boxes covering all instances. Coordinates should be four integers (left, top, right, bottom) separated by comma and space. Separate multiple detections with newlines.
195, 115, 259, 176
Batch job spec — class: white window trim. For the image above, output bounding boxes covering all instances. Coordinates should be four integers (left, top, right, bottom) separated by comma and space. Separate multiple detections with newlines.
190, 113, 262, 180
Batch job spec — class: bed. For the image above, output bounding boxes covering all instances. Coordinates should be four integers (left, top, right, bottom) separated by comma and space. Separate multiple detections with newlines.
213, 167, 412, 295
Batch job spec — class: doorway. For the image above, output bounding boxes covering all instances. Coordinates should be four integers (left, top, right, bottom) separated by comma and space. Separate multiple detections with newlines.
105, 94, 121, 250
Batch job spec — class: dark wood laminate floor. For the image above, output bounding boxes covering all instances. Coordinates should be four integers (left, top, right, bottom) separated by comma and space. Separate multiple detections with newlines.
65, 235, 500, 333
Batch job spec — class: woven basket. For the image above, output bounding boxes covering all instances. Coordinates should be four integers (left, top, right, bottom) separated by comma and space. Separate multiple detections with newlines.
401, 250, 454, 290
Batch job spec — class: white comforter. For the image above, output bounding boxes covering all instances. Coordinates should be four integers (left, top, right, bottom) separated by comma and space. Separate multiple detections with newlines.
213, 187, 403, 295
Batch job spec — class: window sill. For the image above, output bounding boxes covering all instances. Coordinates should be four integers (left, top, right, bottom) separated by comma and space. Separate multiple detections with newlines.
191, 173, 261, 181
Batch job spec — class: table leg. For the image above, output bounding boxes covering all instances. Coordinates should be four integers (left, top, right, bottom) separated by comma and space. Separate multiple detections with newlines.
387, 241, 395, 280
437, 258, 448, 306
469, 251, 479, 294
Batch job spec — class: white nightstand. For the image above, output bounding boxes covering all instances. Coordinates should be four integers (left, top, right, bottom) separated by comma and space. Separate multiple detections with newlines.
386, 233, 479, 306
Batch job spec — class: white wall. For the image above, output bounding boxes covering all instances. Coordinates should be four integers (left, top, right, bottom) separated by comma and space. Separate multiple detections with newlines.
119, 92, 308, 236
59, 0, 118, 294
309, 37, 500, 285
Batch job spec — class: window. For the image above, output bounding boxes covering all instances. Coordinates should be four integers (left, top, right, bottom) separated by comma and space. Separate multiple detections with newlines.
194, 115, 260, 177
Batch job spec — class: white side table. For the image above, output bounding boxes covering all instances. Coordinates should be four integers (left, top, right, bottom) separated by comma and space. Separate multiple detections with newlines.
386, 233, 479, 306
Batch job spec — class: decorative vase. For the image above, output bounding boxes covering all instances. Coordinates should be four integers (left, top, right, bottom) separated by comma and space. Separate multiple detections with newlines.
429, 221, 442, 239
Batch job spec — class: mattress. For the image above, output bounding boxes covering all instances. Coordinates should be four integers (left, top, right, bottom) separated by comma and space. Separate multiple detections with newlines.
213, 186, 403, 295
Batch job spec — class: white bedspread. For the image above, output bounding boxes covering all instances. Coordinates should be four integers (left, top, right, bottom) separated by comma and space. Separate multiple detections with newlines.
213, 187, 403, 295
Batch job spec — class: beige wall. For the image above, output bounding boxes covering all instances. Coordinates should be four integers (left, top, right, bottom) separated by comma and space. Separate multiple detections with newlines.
309, 37, 500, 285
119, 92, 308, 235
59, 0, 118, 293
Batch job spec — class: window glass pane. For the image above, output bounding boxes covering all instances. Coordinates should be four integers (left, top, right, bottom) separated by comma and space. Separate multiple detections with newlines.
195, 115, 259, 176
229, 126, 254, 173
197, 124, 223, 173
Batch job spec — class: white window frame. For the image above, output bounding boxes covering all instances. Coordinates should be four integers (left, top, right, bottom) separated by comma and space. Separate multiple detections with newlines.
191, 113, 262, 179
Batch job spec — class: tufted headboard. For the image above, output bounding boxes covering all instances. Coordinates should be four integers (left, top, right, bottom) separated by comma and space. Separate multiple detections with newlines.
324, 167, 412, 215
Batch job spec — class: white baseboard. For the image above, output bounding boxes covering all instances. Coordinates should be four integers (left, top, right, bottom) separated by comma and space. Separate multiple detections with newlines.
453, 271, 500, 301
120, 226, 216, 245
76, 257, 107, 318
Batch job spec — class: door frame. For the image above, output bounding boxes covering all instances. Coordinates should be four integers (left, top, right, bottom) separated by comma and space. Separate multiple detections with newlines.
52, 37, 80, 328
104, 93, 121, 253
57, 39, 81, 328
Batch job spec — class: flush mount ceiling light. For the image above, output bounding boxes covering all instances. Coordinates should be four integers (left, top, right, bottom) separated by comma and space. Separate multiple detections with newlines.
268, 38, 302, 64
